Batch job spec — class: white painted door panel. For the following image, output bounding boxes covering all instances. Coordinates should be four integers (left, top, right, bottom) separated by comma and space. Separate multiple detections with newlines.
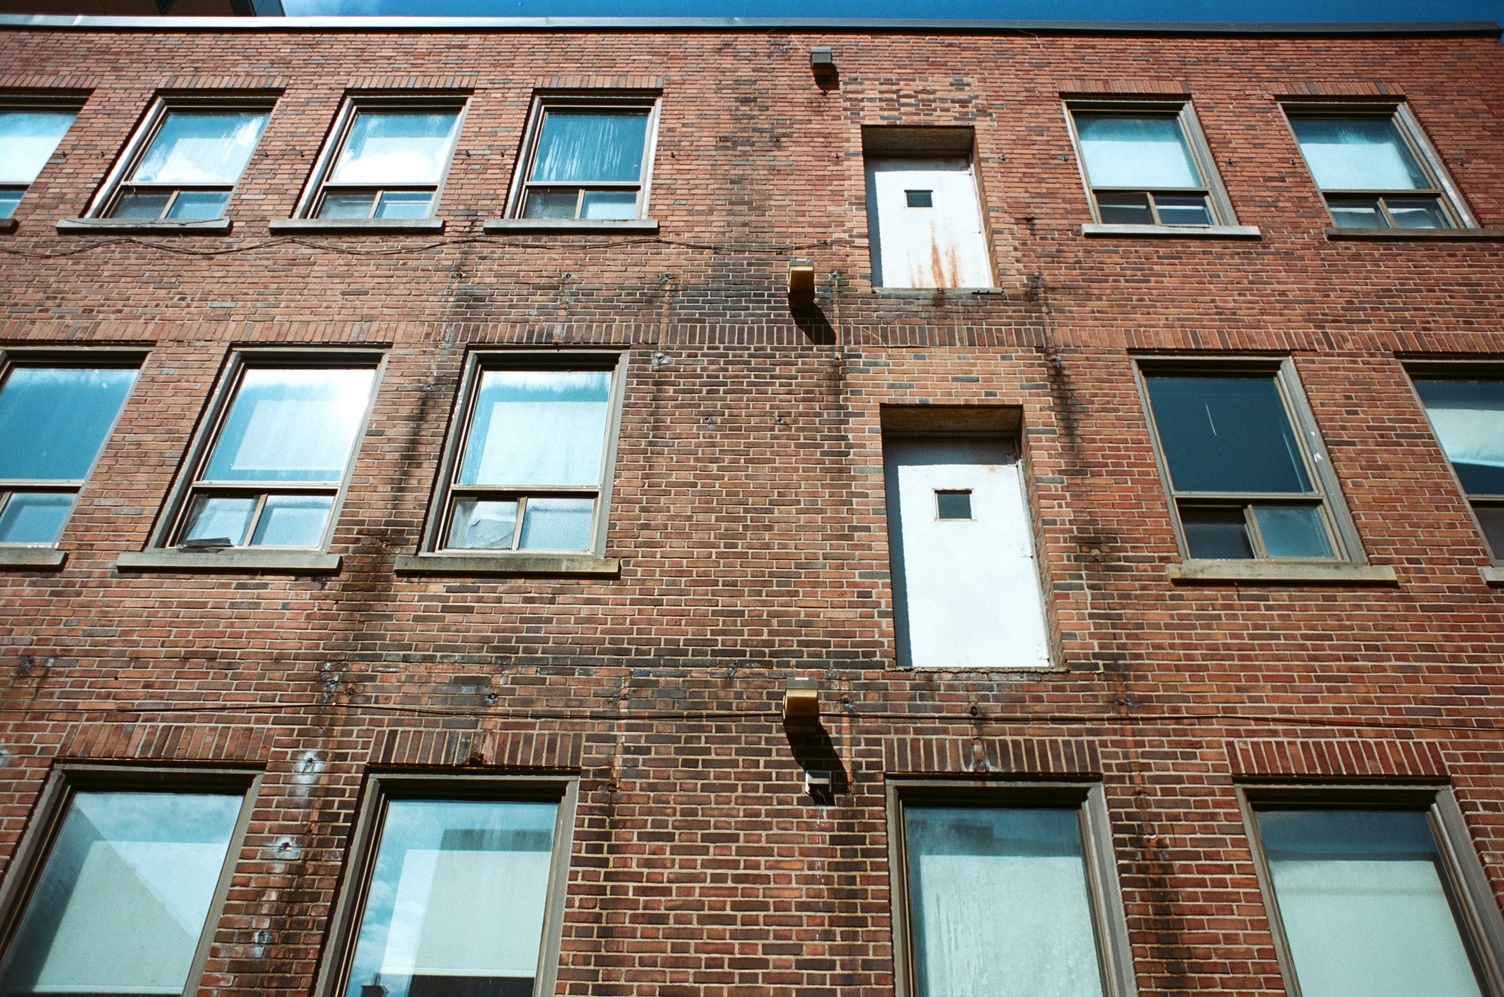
867, 157, 994, 289
885, 439, 1050, 669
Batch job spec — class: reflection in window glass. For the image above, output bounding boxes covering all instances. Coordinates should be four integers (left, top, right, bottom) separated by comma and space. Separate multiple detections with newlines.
1288, 114, 1453, 229
904, 806, 1106, 997
343, 798, 558, 997
330, 111, 459, 185
519, 107, 651, 220
107, 108, 268, 221
1072, 111, 1216, 226
1257, 809, 1487, 997
0, 790, 243, 996
0, 109, 77, 218
1413, 378, 1504, 557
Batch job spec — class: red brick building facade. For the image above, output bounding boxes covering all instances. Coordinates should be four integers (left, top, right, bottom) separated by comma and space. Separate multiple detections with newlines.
1, 15, 1503, 997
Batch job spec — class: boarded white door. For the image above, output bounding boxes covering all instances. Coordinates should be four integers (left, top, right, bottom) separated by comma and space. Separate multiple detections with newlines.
884, 438, 1050, 669
866, 157, 994, 289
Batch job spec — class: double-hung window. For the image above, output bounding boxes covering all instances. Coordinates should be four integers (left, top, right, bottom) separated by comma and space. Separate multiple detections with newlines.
303, 98, 464, 220
164, 356, 379, 550
1411, 373, 1504, 559
1286, 105, 1472, 230
0, 104, 79, 219
425, 353, 626, 557
318, 775, 577, 997
511, 98, 657, 220
1068, 102, 1235, 227
0, 358, 138, 545
888, 783, 1137, 997
98, 98, 270, 221
1139, 360, 1357, 561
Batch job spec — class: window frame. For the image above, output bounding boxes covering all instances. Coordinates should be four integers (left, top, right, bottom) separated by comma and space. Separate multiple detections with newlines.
1238, 783, 1504, 997
420, 349, 629, 559
1405, 361, 1504, 563
1134, 356, 1365, 564
1281, 101, 1477, 231
149, 349, 385, 553
314, 771, 580, 997
0, 94, 85, 220
0, 763, 260, 997
0, 347, 143, 549
87, 93, 275, 221
1064, 99, 1238, 229
294, 92, 469, 222
885, 779, 1138, 997
505, 92, 662, 222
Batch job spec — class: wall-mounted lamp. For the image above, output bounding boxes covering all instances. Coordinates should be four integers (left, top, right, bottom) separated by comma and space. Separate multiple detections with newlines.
783, 676, 820, 720
788, 258, 815, 301
810, 46, 836, 80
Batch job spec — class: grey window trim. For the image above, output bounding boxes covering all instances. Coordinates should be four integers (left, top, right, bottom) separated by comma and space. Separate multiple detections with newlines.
0, 347, 145, 559
1237, 783, 1504, 997
1134, 355, 1368, 570
416, 348, 629, 563
0, 93, 87, 224
1063, 98, 1240, 230
84, 92, 277, 221
313, 771, 579, 997
1280, 100, 1478, 231
291, 91, 469, 222
141, 347, 385, 556
0, 762, 261, 997
504, 91, 662, 222
885, 779, 1137, 997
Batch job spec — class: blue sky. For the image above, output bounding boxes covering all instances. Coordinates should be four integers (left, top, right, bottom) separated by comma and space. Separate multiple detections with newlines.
278, 0, 1503, 22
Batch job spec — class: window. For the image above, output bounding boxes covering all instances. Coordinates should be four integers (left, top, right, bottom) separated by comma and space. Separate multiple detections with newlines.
863, 127, 994, 289
888, 783, 1136, 997
424, 353, 626, 556
1068, 102, 1235, 227
164, 357, 378, 550
97, 99, 270, 220
0, 104, 78, 219
1411, 374, 1504, 559
511, 97, 658, 220
0, 769, 255, 997
1286, 105, 1472, 230
1242, 788, 1504, 997
1140, 361, 1357, 561
882, 408, 1049, 669
302, 98, 464, 220
320, 775, 577, 997
0, 359, 138, 545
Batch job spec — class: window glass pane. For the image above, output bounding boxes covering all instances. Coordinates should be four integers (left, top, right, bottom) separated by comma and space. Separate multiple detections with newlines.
1181, 506, 1254, 559
374, 191, 434, 219
318, 191, 377, 219
165, 190, 230, 220
1414, 380, 1504, 496
1290, 116, 1430, 191
0, 189, 21, 219
1387, 197, 1449, 229
522, 188, 580, 219
0, 492, 74, 544
343, 798, 558, 997
0, 110, 76, 185
112, 189, 171, 219
458, 370, 610, 487
1327, 198, 1385, 228
131, 110, 268, 185
518, 497, 594, 550
249, 494, 332, 547
580, 190, 638, 219
1253, 504, 1333, 558
0, 790, 242, 996
1257, 809, 1486, 997
904, 806, 1106, 997
529, 109, 649, 184
1153, 193, 1212, 226
181, 495, 255, 545
1075, 114, 1201, 189
1146, 375, 1313, 494
0, 366, 137, 480
1474, 505, 1504, 559
1095, 191, 1154, 225
329, 110, 459, 186
446, 498, 519, 550
202, 367, 375, 483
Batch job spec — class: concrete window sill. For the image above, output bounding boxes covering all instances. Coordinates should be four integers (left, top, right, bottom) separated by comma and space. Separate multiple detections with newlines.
482, 218, 658, 234
267, 217, 445, 235
393, 552, 620, 577
1081, 223, 1262, 238
1167, 560, 1398, 585
116, 548, 341, 574
0, 218, 17, 234
0, 546, 66, 569
1479, 566, 1504, 587
57, 217, 233, 235
1325, 227, 1504, 241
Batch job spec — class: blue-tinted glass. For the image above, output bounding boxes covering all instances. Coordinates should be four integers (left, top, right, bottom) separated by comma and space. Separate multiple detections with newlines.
1154, 194, 1212, 226
131, 110, 267, 185
1290, 116, 1429, 191
202, 368, 374, 484
110, 190, 171, 219
1146, 375, 1313, 494
0, 492, 74, 544
530, 109, 649, 184
249, 494, 331, 547
0, 366, 137, 481
1328, 199, 1385, 228
458, 370, 610, 487
446, 498, 519, 549
518, 497, 594, 550
1387, 197, 1450, 229
0, 110, 76, 185
0, 190, 22, 218
180, 495, 255, 546
579, 190, 638, 219
374, 191, 433, 219
521, 189, 578, 219
1076, 114, 1201, 189
165, 190, 229, 220
1254, 504, 1333, 557
329, 110, 458, 185
1414, 380, 1504, 496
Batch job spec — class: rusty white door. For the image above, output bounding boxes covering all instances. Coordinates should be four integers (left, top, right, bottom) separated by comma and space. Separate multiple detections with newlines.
866, 157, 994, 289
884, 438, 1050, 670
